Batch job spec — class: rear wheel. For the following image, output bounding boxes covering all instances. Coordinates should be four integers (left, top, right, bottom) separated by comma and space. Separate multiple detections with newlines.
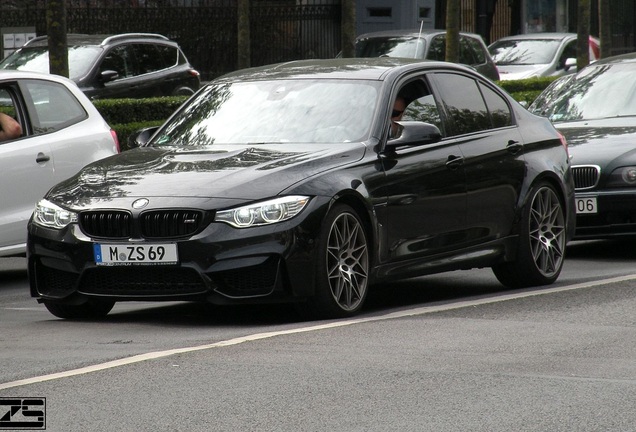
297, 204, 370, 319
493, 182, 566, 288
43, 299, 115, 320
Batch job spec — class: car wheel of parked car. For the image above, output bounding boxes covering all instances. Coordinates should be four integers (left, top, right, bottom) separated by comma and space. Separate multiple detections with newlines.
299, 204, 370, 319
172, 86, 196, 96
43, 299, 115, 320
492, 182, 566, 288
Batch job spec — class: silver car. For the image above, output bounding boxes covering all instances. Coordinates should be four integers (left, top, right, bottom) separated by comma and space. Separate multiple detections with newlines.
488, 32, 600, 81
0, 70, 119, 257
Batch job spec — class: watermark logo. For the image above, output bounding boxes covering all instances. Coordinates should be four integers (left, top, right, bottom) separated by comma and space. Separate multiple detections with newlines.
0, 398, 46, 430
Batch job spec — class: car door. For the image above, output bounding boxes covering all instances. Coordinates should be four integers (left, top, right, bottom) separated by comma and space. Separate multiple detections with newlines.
0, 83, 54, 255
428, 72, 525, 244
381, 75, 468, 263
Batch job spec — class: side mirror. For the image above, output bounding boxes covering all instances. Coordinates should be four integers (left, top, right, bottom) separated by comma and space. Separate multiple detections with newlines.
385, 121, 442, 150
563, 58, 577, 71
100, 70, 119, 83
127, 126, 159, 149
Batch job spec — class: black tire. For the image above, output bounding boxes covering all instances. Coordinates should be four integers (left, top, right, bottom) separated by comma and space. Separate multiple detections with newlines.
297, 204, 370, 319
43, 299, 115, 320
171, 86, 195, 96
493, 182, 566, 288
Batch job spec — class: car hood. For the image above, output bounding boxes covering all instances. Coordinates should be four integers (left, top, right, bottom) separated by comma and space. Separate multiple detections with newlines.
556, 119, 636, 167
47, 143, 368, 207
496, 64, 550, 80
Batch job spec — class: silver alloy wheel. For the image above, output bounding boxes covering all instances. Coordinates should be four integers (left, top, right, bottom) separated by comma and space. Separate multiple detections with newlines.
325, 212, 369, 311
529, 186, 565, 277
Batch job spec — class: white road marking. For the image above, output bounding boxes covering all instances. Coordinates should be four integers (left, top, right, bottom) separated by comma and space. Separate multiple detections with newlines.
1, 274, 635, 390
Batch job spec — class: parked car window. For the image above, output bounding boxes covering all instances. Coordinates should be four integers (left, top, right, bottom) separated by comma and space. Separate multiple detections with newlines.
479, 83, 512, 128
158, 44, 178, 67
134, 44, 167, 74
22, 80, 88, 134
558, 41, 576, 69
464, 36, 487, 63
100, 46, 129, 78
431, 73, 490, 136
427, 36, 445, 61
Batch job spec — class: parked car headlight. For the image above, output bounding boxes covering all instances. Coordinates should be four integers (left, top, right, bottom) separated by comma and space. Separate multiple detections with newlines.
215, 196, 310, 228
33, 199, 78, 229
607, 167, 636, 187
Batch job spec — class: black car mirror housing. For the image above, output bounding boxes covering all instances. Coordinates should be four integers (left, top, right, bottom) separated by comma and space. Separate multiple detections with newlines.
386, 121, 442, 150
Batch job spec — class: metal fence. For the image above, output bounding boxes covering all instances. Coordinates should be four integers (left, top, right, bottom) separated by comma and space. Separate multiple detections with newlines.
0, 0, 341, 80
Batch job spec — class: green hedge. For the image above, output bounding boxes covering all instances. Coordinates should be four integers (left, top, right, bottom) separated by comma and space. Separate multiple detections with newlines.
93, 96, 188, 150
93, 78, 558, 151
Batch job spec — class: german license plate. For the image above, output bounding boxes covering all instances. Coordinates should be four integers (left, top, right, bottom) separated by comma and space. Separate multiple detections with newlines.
94, 243, 178, 265
575, 197, 597, 214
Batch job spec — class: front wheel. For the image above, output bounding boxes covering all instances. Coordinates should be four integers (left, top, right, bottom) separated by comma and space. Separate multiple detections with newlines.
493, 182, 566, 288
43, 299, 115, 320
297, 204, 370, 319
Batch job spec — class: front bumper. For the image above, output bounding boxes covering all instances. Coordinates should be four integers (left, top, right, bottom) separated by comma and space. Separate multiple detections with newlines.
28, 198, 329, 305
574, 190, 636, 239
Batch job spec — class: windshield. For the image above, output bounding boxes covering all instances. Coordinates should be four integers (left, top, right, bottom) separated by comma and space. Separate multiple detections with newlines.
0, 46, 102, 79
355, 36, 426, 59
152, 79, 380, 146
533, 63, 636, 122
489, 39, 561, 65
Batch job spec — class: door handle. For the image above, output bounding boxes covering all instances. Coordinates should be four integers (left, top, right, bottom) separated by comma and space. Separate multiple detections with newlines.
446, 154, 464, 170
36, 152, 50, 163
506, 140, 523, 154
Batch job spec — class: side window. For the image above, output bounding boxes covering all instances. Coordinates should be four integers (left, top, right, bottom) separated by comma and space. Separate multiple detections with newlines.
462, 36, 487, 65
430, 73, 490, 136
559, 41, 577, 69
403, 94, 443, 132
479, 83, 513, 128
426, 36, 445, 61
0, 87, 22, 142
459, 37, 479, 66
22, 80, 87, 134
134, 44, 166, 74
158, 45, 179, 67
101, 45, 135, 78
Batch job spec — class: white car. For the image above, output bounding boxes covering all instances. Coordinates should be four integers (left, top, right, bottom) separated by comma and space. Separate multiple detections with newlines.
0, 70, 119, 257
488, 32, 600, 81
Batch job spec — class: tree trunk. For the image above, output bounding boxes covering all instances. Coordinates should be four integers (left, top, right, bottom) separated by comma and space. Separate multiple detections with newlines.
237, 0, 250, 70
341, 0, 356, 58
46, 0, 68, 78
599, 0, 612, 58
577, 0, 590, 69
446, 0, 460, 63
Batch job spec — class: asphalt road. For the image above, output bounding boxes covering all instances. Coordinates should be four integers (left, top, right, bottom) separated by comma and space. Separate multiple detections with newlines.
1, 240, 635, 431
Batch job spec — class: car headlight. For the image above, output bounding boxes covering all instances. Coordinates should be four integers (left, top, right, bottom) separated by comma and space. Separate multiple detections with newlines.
33, 199, 78, 229
607, 167, 636, 188
215, 196, 310, 228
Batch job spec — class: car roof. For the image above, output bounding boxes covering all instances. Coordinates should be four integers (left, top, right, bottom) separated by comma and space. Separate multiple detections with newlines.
23, 33, 173, 48
587, 51, 636, 66
0, 69, 76, 84
216, 57, 474, 82
356, 29, 484, 40
492, 32, 576, 42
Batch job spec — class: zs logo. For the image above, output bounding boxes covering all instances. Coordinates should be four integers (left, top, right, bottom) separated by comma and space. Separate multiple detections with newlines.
0, 398, 46, 430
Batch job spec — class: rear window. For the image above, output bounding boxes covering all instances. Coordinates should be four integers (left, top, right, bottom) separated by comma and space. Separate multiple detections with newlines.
355, 36, 426, 59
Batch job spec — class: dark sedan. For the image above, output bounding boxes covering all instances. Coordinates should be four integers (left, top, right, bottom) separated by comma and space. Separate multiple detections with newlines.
529, 53, 636, 240
28, 58, 575, 320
